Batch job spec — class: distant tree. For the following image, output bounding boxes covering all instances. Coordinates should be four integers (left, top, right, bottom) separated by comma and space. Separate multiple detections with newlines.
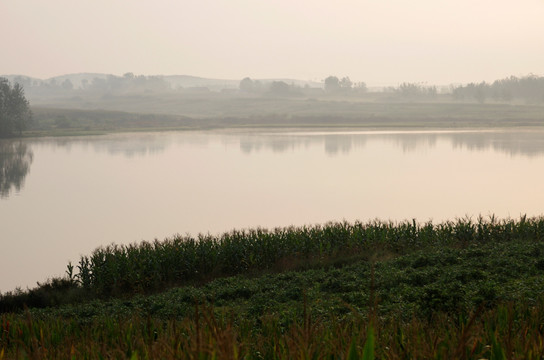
48, 78, 58, 88
383, 86, 397, 93
452, 75, 544, 103
398, 82, 421, 97
397, 82, 437, 99
269, 81, 290, 95
0, 78, 33, 137
13, 76, 32, 90
339, 77, 353, 90
61, 79, 73, 91
325, 76, 355, 93
354, 82, 367, 93
239, 77, 254, 92
90, 77, 108, 92
324, 76, 340, 92
474, 82, 487, 104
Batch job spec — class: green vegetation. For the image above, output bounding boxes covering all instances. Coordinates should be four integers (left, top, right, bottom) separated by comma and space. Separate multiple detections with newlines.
0, 78, 32, 138
2, 216, 544, 358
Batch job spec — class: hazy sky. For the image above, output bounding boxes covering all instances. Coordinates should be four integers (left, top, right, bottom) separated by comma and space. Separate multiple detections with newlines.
2, 0, 544, 85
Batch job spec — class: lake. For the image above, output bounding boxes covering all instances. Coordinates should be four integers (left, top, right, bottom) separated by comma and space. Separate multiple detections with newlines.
1, 127, 544, 292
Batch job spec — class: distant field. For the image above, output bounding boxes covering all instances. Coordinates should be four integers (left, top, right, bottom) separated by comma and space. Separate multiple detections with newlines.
27, 96, 544, 137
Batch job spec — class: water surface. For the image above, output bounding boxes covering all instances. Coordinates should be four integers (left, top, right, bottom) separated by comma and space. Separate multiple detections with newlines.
1, 128, 544, 292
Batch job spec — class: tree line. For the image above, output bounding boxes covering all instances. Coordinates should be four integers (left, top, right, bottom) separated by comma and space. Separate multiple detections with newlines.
10, 73, 171, 97
451, 75, 544, 103
239, 76, 368, 97
0, 78, 32, 138
239, 74, 544, 103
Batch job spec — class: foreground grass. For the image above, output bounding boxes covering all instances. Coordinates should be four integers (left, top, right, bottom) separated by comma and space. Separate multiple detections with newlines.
3, 292, 544, 358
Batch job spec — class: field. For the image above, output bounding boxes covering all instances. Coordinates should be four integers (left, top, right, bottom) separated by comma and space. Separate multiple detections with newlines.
2, 217, 544, 358
26, 93, 544, 137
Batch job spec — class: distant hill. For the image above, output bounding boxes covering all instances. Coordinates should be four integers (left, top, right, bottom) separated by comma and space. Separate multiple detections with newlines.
0, 75, 41, 87
162, 75, 240, 90
48, 73, 109, 88
0, 73, 109, 89
1, 73, 324, 91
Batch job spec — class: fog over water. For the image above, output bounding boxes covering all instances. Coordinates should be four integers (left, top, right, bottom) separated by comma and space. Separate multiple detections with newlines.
1, 128, 544, 292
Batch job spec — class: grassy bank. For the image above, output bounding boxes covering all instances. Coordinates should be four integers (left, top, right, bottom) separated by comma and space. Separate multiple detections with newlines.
2, 216, 544, 358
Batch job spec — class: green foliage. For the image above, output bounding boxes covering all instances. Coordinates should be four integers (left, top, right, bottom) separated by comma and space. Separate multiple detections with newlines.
0, 78, 32, 138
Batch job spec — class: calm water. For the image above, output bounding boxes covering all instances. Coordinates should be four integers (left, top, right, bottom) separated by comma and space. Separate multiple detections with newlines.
1, 128, 544, 292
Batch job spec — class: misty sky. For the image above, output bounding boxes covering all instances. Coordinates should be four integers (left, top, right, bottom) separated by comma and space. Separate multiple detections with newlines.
2, 0, 544, 85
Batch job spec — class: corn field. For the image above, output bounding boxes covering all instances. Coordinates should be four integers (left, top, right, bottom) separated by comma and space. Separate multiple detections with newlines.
72, 216, 544, 297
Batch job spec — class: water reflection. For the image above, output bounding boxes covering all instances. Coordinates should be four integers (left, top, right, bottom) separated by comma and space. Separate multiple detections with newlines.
0, 141, 33, 198
3, 129, 544, 200
392, 134, 438, 153
238, 129, 544, 158
239, 133, 368, 155
86, 136, 168, 158
26, 129, 544, 160
240, 137, 301, 154
449, 131, 544, 157
38, 133, 174, 158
